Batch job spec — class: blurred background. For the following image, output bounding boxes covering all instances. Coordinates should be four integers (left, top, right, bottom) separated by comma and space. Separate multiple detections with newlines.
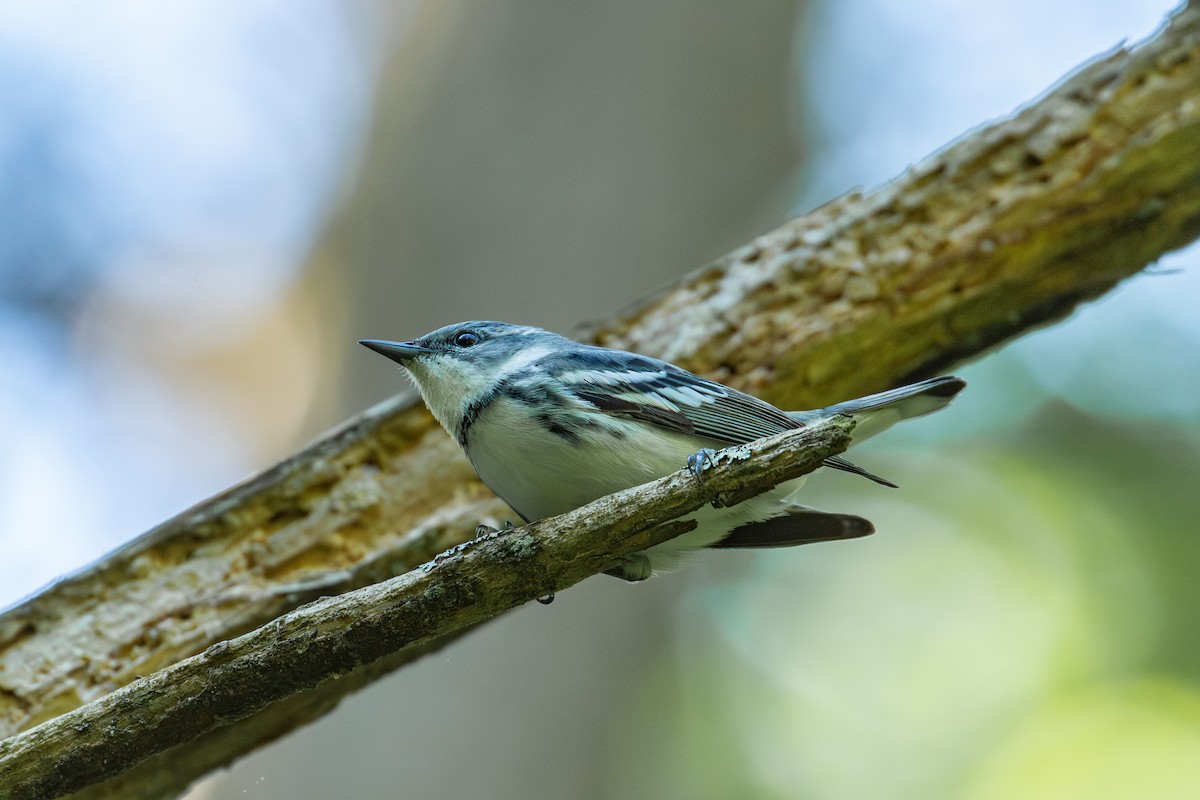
1, 1, 1198, 798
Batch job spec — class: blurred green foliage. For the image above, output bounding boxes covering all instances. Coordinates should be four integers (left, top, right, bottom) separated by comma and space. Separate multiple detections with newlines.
606, 396, 1200, 799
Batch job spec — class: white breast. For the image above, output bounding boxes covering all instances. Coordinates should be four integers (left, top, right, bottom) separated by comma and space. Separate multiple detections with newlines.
465, 395, 698, 520
464, 395, 806, 575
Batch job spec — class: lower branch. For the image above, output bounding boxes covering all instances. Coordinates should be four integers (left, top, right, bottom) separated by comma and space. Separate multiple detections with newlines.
0, 418, 855, 800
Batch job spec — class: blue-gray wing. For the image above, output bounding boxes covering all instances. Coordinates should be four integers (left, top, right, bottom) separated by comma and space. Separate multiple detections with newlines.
555, 354, 797, 445
553, 348, 897, 487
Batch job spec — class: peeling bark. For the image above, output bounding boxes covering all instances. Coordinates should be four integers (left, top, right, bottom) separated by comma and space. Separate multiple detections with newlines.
0, 420, 856, 799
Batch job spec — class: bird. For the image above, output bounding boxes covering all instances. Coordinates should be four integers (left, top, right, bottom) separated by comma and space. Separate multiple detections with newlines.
360, 321, 964, 581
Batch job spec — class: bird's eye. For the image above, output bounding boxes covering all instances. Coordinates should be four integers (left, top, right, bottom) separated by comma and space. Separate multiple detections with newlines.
454, 331, 481, 348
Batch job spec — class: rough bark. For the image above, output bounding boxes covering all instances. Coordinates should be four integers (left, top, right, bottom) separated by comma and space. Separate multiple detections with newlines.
0, 2, 1198, 798
0, 419, 856, 799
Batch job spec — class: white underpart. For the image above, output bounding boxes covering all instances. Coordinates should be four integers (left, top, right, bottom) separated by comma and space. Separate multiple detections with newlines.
464, 392, 807, 578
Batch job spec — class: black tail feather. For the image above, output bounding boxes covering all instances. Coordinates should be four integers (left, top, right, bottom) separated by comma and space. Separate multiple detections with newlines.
823, 454, 899, 488
711, 507, 875, 549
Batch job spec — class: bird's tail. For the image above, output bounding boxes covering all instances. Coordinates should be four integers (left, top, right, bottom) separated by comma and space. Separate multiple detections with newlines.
790, 375, 966, 445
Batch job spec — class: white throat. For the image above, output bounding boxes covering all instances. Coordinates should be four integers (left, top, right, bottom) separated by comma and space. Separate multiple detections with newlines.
406, 343, 556, 441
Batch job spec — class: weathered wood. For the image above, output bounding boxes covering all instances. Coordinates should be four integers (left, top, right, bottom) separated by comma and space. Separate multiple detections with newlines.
0, 419, 856, 799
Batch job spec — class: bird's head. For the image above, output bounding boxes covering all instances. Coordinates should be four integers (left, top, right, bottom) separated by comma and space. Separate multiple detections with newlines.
360, 321, 563, 439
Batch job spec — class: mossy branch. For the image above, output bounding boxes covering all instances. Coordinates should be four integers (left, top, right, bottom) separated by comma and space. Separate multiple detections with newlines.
0, 419, 855, 800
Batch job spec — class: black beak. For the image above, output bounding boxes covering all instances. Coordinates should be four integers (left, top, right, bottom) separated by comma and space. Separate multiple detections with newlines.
359, 339, 434, 364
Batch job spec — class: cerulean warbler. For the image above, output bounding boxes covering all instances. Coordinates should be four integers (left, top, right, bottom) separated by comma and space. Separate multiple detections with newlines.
361, 321, 964, 581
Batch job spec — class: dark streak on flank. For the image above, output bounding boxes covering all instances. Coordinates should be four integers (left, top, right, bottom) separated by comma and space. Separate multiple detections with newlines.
536, 412, 582, 445
460, 375, 593, 447
458, 386, 498, 447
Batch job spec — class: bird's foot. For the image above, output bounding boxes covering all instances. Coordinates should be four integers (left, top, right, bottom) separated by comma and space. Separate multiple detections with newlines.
473, 520, 516, 538
424, 521, 515, 572
687, 448, 718, 480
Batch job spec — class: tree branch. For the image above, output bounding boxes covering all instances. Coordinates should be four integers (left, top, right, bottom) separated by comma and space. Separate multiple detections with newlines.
0, 419, 856, 800
0, 3, 1198, 798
